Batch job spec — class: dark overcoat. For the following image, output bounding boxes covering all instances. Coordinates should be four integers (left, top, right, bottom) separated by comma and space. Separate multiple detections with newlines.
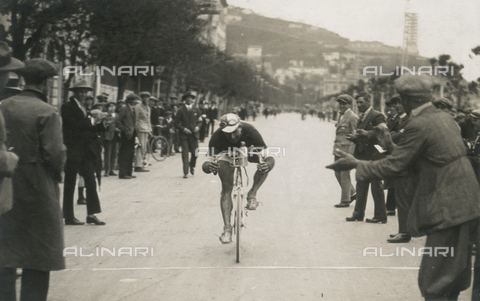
0, 90, 66, 271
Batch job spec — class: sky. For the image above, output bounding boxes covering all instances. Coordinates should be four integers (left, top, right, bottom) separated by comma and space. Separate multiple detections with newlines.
228, 0, 480, 81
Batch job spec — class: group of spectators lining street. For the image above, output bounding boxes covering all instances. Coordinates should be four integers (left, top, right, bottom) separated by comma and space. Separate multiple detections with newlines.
328, 74, 480, 300
0, 43, 224, 299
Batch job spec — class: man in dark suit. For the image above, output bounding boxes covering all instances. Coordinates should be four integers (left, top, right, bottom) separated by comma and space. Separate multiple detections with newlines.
332, 95, 358, 208
328, 73, 480, 300
345, 91, 387, 223
116, 94, 139, 179
61, 80, 107, 226
175, 91, 202, 178
207, 101, 219, 135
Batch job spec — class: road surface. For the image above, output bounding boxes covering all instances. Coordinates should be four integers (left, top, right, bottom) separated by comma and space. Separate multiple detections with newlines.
44, 113, 473, 300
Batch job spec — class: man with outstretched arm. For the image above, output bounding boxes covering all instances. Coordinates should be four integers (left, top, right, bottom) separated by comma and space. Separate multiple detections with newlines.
202, 114, 275, 244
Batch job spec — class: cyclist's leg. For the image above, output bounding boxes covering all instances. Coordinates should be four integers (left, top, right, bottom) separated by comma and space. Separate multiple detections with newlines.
246, 155, 266, 198
218, 160, 234, 242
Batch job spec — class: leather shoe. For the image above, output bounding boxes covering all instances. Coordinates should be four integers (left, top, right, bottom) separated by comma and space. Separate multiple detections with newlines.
387, 233, 411, 243
349, 193, 357, 204
366, 218, 387, 224
65, 218, 84, 225
346, 216, 363, 222
387, 210, 396, 216
334, 202, 350, 208
77, 198, 86, 205
134, 167, 149, 172
119, 176, 132, 179
86, 215, 106, 225
109, 171, 117, 176
183, 174, 188, 178
190, 167, 195, 175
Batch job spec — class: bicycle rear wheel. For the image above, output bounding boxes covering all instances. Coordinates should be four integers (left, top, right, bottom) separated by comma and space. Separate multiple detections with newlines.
150, 136, 170, 161
235, 187, 242, 263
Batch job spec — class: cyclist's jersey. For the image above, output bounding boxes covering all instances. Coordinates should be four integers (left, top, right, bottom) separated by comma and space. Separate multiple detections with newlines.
208, 122, 267, 163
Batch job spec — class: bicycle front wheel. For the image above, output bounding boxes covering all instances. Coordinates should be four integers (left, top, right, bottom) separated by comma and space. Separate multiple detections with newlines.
235, 188, 242, 263
150, 136, 170, 162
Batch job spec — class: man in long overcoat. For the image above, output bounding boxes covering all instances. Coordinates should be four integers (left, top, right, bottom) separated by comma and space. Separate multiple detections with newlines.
0, 58, 66, 301
328, 73, 480, 300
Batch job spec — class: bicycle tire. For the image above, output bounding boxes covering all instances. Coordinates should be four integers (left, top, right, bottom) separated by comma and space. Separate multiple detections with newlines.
150, 136, 170, 162
235, 187, 242, 263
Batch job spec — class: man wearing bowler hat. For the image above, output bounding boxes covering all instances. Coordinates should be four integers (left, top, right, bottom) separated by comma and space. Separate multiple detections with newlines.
61, 79, 108, 225
0, 58, 66, 301
332, 94, 358, 208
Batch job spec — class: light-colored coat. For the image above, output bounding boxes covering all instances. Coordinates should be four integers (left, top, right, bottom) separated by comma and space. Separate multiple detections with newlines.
333, 108, 358, 155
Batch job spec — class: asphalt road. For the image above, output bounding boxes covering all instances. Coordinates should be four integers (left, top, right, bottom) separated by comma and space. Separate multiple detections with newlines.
45, 113, 473, 300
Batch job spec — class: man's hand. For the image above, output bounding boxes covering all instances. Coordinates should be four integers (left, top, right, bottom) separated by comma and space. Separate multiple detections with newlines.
257, 162, 271, 173
184, 128, 192, 135
326, 149, 359, 171
208, 161, 219, 174
193, 126, 199, 133
346, 134, 357, 142
356, 129, 369, 137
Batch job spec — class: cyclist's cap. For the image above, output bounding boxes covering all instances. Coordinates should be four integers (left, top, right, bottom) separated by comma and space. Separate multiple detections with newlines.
219, 113, 241, 133
470, 109, 480, 119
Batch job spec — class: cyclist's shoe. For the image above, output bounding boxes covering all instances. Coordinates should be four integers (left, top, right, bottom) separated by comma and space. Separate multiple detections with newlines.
246, 197, 260, 210
219, 226, 232, 244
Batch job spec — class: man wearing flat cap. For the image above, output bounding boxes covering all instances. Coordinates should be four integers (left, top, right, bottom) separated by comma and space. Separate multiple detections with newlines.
332, 94, 358, 208
61, 79, 107, 226
0, 58, 66, 301
328, 73, 480, 300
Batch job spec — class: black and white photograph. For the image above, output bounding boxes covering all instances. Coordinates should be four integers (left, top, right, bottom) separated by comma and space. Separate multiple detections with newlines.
0, 0, 480, 300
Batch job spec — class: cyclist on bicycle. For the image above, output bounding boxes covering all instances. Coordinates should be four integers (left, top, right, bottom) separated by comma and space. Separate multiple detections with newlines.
202, 113, 275, 243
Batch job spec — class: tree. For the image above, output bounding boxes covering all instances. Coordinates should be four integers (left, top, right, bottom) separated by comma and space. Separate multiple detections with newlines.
0, 0, 78, 60
87, 0, 205, 99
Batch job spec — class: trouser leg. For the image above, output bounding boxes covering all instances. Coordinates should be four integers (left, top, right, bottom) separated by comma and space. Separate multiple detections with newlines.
386, 188, 396, 211
352, 180, 369, 219
135, 132, 148, 168
20, 269, 50, 301
188, 136, 199, 169
334, 156, 353, 204
419, 219, 476, 300
180, 138, 189, 175
79, 156, 101, 215
104, 140, 112, 173
395, 177, 413, 233
371, 179, 386, 220
63, 153, 80, 220
0, 267, 16, 301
